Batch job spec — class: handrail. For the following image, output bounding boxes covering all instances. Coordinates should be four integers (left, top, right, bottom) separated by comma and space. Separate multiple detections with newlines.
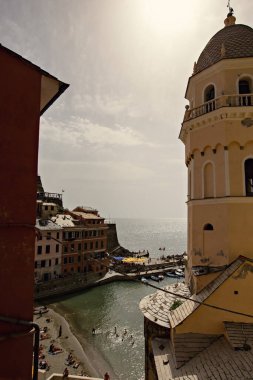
184, 93, 253, 121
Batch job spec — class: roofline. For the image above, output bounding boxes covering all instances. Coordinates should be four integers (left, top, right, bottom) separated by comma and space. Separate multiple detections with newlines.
0, 43, 69, 115
185, 55, 253, 99
40, 81, 69, 115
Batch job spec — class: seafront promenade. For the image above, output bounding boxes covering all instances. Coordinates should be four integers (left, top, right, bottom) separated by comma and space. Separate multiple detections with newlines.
35, 256, 185, 300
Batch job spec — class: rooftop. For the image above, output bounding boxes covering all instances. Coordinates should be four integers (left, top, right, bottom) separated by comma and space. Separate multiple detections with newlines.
72, 211, 103, 220
51, 214, 75, 227
36, 219, 62, 230
152, 335, 253, 380
139, 283, 191, 328
195, 21, 253, 74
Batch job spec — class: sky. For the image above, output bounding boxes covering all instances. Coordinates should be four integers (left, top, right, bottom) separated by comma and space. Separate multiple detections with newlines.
1, 0, 252, 218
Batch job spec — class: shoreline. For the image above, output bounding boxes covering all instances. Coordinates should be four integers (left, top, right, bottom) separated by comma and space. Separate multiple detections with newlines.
35, 307, 117, 379
51, 304, 118, 379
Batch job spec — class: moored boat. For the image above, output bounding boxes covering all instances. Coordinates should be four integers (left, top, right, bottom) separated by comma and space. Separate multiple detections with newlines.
165, 272, 179, 278
150, 275, 160, 282
175, 268, 184, 277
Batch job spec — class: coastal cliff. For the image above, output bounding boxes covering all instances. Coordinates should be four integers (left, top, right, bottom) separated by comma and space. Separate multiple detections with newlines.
106, 223, 132, 257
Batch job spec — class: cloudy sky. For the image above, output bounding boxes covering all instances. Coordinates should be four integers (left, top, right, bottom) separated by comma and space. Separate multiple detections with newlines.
1, 0, 252, 218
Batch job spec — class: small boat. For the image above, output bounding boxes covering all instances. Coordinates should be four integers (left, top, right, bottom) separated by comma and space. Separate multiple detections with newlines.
158, 274, 164, 281
165, 272, 179, 278
141, 277, 149, 284
150, 275, 160, 282
175, 269, 184, 278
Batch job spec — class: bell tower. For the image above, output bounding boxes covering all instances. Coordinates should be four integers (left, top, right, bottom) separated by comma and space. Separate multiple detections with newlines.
180, 9, 253, 293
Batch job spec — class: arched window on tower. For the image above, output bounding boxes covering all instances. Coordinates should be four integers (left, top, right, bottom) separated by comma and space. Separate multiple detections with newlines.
204, 85, 215, 113
203, 162, 214, 198
245, 159, 253, 196
239, 78, 252, 106
203, 223, 214, 231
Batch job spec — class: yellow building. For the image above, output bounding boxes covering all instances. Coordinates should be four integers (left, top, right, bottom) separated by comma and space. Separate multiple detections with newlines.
181, 10, 253, 294
140, 8, 253, 380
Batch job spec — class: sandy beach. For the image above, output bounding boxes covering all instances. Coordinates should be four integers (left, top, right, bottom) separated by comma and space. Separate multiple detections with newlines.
35, 308, 116, 379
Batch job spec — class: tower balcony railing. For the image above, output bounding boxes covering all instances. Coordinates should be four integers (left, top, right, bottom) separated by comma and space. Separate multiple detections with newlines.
184, 93, 253, 121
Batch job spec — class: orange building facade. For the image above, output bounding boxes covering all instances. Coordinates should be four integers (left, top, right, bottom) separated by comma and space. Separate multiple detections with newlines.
52, 207, 109, 275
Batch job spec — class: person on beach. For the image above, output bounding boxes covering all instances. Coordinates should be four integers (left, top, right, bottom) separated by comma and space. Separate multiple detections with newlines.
63, 367, 69, 378
104, 372, 110, 380
92, 327, 96, 335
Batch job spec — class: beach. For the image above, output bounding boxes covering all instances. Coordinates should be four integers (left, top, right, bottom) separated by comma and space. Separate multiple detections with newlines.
35, 308, 116, 379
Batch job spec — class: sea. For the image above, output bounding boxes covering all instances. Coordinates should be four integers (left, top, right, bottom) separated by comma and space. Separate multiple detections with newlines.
50, 218, 187, 380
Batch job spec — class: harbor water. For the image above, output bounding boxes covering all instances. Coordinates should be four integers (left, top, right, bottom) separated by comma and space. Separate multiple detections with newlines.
51, 218, 187, 380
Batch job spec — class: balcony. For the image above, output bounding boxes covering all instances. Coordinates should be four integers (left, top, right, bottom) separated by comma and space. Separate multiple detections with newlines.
184, 93, 253, 122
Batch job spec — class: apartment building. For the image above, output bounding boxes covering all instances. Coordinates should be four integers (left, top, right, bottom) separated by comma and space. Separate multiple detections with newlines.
52, 208, 109, 275
35, 219, 62, 281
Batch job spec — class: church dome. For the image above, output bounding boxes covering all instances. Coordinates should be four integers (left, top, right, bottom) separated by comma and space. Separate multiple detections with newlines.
195, 22, 253, 74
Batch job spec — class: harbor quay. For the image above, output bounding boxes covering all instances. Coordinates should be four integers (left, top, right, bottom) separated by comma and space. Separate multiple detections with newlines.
35, 254, 185, 301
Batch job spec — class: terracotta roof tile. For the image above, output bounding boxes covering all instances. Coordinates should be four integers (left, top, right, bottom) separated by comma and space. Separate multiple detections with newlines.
195, 24, 253, 74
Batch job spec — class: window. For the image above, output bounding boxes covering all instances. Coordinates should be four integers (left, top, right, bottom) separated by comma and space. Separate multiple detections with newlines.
204, 85, 215, 101
46, 245, 50, 254
245, 159, 253, 196
45, 205, 48, 210
37, 246, 42, 255
51, 206, 54, 211
64, 257, 67, 264
90, 242, 93, 250
204, 85, 215, 112
71, 244, 75, 252
84, 243, 87, 250
41, 260, 46, 268
101, 241, 104, 249
203, 223, 214, 231
78, 255, 81, 262
203, 162, 214, 198
57, 232, 60, 239
46, 232, 51, 240
78, 243, 81, 251
56, 244, 59, 253
95, 241, 98, 249
64, 245, 68, 253
239, 79, 251, 106
55, 258, 59, 265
